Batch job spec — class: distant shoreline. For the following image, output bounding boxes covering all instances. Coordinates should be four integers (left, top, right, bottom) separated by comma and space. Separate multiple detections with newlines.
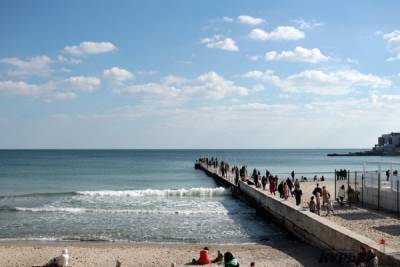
327, 150, 400, 156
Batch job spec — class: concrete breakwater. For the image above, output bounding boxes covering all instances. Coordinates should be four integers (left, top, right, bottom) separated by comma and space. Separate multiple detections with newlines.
194, 161, 400, 265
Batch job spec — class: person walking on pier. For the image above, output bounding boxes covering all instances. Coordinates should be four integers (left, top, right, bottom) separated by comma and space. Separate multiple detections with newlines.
321, 186, 330, 207
269, 178, 276, 195
315, 193, 321, 216
337, 185, 345, 206
261, 175, 267, 190
278, 181, 284, 198
283, 182, 289, 200
293, 185, 302, 206
312, 184, 322, 197
309, 196, 316, 213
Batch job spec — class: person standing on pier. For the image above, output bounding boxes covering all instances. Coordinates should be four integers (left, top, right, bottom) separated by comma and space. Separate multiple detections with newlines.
293, 185, 302, 206
321, 186, 330, 207
283, 182, 289, 200
315, 193, 321, 215
261, 175, 267, 190
312, 184, 322, 197
269, 178, 276, 195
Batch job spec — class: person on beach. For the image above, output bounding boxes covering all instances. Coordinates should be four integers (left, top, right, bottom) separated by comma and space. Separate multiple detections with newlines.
367, 249, 378, 267
291, 170, 295, 182
312, 183, 322, 197
309, 196, 316, 213
294, 178, 300, 188
337, 185, 346, 206
212, 250, 224, 263
283, 182, 289, 200
326, 198, 335, 216
223, 252, 239, 267
322, 186, 330, 207
45, 249, 69, 267
250, 262, 256, 267
192, 247, 211, 265
315, 193, 321, 215
293, 185, 302, 206
355, 246, 368, 266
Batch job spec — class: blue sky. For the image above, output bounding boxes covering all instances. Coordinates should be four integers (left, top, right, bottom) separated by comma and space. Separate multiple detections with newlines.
0, 0, 399, 148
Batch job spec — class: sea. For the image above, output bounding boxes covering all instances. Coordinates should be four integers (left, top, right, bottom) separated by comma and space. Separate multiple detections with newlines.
0, 149, 398, 243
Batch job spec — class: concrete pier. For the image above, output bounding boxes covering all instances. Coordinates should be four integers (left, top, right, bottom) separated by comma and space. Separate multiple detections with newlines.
195, 161, 400, 265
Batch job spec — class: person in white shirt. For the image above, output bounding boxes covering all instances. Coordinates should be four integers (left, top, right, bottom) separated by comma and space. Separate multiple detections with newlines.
337, 185, 346, 206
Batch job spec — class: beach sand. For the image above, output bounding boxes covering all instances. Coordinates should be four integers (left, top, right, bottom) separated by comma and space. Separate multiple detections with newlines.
0, 241, 334, 267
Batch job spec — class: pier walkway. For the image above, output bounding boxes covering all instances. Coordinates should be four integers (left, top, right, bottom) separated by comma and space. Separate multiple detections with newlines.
195, 160, 400, 265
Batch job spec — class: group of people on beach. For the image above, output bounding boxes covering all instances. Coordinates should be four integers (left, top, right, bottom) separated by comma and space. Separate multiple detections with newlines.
191, 247, 239, 266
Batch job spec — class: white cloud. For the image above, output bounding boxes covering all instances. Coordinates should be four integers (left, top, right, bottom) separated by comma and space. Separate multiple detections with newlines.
246, 54, 263, 61
201, 35, 239, 51
265, 47, 329, 63
0, 75, 101, 100
383, 31, 400, 61
292, 19, 323, 29
119, 72, 250, 101
58, 76, 101, 92
103, 67, 134, 84
249, 26, 305, 41
243, 69, 391, 95
237, 15, 265, 25
223, 16, 234, 22
0, 55, 53, 76
63, 41, 117, 57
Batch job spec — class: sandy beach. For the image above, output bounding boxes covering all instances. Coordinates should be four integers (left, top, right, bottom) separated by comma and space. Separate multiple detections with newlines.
0, 241, 335, 267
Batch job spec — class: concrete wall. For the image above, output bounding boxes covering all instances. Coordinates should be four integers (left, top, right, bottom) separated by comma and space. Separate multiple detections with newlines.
238, 181, 400, 264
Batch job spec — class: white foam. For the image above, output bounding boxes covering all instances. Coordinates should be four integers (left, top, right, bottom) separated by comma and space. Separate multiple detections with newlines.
76, 187, 228, 197
14, 206, 233, 215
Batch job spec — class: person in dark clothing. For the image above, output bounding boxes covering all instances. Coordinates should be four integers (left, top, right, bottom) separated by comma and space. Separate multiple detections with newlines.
293, 185, 302, 206
291, 170, 295, 182
286, 178, 293, 196
261, 176, 267, 190
312, 183, 322, 197
386, 169, 390, 181
355, 246, 367, 266
278, 181, 284, 198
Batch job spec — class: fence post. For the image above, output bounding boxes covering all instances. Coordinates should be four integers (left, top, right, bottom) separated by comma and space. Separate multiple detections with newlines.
355, 171, 357, 192
334, 169, 337, 200
378, 170, 381, 210
362, 174, 364, 208
397, 180, 399, 218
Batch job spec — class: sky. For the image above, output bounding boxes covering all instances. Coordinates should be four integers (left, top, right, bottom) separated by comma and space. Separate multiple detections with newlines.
0, 0, 399, 149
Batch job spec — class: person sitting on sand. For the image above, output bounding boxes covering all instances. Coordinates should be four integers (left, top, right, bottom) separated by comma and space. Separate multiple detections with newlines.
212, 250, 224, 263
192, 247, 211, 265
309, 196, 316, 213
45, 249, 69, 267
355, 246, 367, 266
223, 252, 239, 267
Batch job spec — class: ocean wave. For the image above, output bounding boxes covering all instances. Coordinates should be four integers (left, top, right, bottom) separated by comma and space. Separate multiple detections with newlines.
2, 206, 240, 215
76, 187, 228, 197
0, 191, 79, 199
0, 187, 228, 199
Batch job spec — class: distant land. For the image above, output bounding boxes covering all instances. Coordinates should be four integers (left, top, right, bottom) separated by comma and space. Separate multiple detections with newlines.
328, 132, 400, 156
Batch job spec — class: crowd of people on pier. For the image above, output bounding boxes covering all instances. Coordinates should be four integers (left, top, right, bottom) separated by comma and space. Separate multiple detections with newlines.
197, 157, 357, 217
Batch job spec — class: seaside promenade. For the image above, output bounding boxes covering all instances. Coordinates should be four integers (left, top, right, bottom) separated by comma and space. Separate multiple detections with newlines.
195, 159, 400, 265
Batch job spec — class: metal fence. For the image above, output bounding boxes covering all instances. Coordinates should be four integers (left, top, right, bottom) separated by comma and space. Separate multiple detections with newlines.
335, 168, 400, 216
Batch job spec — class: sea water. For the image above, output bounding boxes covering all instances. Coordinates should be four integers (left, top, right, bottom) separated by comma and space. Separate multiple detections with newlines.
0, 149, 396, 243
